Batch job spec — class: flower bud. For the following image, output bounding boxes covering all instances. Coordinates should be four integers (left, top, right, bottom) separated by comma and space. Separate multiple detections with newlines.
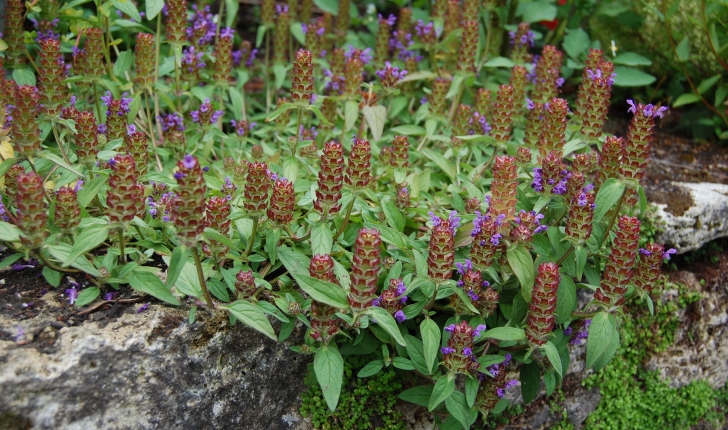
525, 262, 560, 346
375, 14, 395, 65
621, 100, 666, 206
203, 196, 231, 260
432, 0, 447, 19
523, 101, 545, 146
101, 91, 132, 140
580, 61, 615, 141
490, 156, 518, 222
373, 278, 407, 323
134, 34, 156, 89
75, 111, 101, 165
38, 39, 67, 117
491, 85, 514, 145
291, 49, 314, 106
390, 135, 410, 170
173, 155, 207, 247
190, 98, 224, 126
442, 321, 482, 375
575, 49, 604, 121
509, 22, 534, 65
235, 269, 256, 299
345, 138, 372, 188
633, 244, 670, 294
456, 20, 479, 74
165, 0, 189, 44
531, 46, 564, 103
106, 154, 145, 226
12, 86, 42, 157
427, 212, 459, 281
273, 8, 290, 64
348, 228, 382, 309
595, 216, 641, 308
565, 188, 596, 246
314, 141, 344, 215
54, 184, 81, 232
451, 104, 471, 148
15, 172, 48, 249
538, 98, 569, 158
268, 178, 295, 224
213, 28, 235, 83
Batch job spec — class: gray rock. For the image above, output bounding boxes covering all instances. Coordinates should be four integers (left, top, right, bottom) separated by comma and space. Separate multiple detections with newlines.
0, 306, 311, 430
651, 182, 728, 254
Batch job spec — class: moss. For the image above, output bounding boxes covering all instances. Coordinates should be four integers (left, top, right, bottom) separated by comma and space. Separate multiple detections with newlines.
300, 354, 406, 430
582, 277, 723, 429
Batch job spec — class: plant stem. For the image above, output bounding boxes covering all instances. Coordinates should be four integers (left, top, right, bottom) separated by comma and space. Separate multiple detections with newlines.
555, 244, 574, 266
51, 123, 73, 167
265, 30, 272, 113
244, 217, 259, 258
192, 246, 215, 309
173, 45, 183, 112
332, 195, 356, 241
598, 188, 626, 249
118, 228, 126, 263
92, 84, 104, 124
144, 91, 164, 172
35, 250, 81, 273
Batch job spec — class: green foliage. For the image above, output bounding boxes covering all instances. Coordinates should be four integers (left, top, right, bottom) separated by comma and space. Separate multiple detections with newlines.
300, 354, 406, 430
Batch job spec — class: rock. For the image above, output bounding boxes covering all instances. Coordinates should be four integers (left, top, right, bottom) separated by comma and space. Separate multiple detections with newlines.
644, 271, 728, 389
650, 182, 728, 254
0, 306, 312, 430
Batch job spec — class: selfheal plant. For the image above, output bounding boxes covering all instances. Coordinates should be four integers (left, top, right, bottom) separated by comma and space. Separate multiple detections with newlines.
0, 3, 679, 428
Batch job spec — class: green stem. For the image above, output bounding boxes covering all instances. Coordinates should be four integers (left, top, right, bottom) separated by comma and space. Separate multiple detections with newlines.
118, 228, 126, 263
26, 156, 52, 203
292, 107, 304, 151
332, 195, 356, 241
133, 224, 147, 241
598, 188, 626, 249
51, 123, 73, 168
144, 91, 164, 172
244, 217, 259, 258
173, 45, 183, 112
265, 31, 272, 113
92, 84, 104, 124
35, 250, 81, 273
192, 246, 215, 309
555, 244, 574, 266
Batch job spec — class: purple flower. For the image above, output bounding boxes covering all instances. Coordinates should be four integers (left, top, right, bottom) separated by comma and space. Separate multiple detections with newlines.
14, 325, 25, 341
556, 77, 564, 88
662, 248, 677, 261
463, 347, 473, 356
490, 233, 502, 246
563, 326, 573, 336
394, 310, 406, 323
100, 91, 113, 106
372, 298, 381, 307
526, 98, 535, 110
98, 124, 107, 134
221, 27, 234, 39
531, 168, 544, 192
158, 113, 186, 132
395, 281, 406, 296
467, 291, 479, 301
441, 346, 456, 355
275, 4, 288, 14
137, 302, 150, 313
448, 211, 461, 234
627, 99, 637, 114
473, 324, 487, 338
104, 292, 119, 301
445, 324, 456, 333
127, 124, 137, 135
378, 13, 397, 26
65, 287, 78, 304
428, 211, 442, 227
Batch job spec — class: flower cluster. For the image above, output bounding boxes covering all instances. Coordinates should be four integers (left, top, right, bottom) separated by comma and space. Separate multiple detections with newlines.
191, 99, 224, 125
372, 278, 407, 323
441, 321, 485, 374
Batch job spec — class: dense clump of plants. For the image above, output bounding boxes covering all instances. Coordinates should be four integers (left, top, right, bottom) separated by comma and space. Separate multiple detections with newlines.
0, 0, 679, 427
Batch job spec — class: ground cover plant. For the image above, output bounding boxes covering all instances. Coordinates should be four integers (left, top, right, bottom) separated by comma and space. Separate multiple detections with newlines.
0, 0, 678, 427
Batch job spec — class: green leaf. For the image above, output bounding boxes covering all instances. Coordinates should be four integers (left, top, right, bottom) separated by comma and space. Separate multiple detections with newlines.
445, 390, 477, 430
445, 75, 464, 99
542, 341, 563, 378
413, 249, 428, 279
393, 357, 415, 370
390, 125, 426, 136
399, 385, 434, 407
277, 245, 311, 278
381, 198, 404, 232
422, 149, 456, 180
587, 311, 619, 371
593, 178, 625, 224
421, 318, 441, 374
166, 246, 189, 289
363, 222, 409, 250
40, 153, 83, 176
613, 67, 656, 87
520, 360, 541, 404
517, 1, 556, 23
398, 71, 436, 83
42, 266, 61, 287
556, 275, 576, 324
225, 0, 238, 27
465, 377, 478, 408
228, 88, 244, 121
429, 374, 456, 411
404, 334, 431, 375
307, 104, 334, 126
128, 269, 181, 305
0, 221, 21, 242
344, 100, 359, 131
208, 278, 230, 302
112, 0, 142, 22
75, 287, 100, 307
272, 64, 287, 90
673, 93, 701, 107
507, 245, 535, 301
311, 223, 333, 255
294, 274, 349, 309
314, 344, 344, 411
221, 300, 277, 341
64, 224, 108, 267
46, 244, 101, 277
265, 228, 281, 265
358, 360, 384, 377
290, 23, 306, 44
482, 327, 526, 341
562, 28, 590, 60
477, 355, 505, 369
366, 307, 406, 346
204, 227, 239, 252
145, 0, 164, 19
112, 50, 133, 77
12, 68, 36, 86
544, 370, 556, 396
255, 25, 267, 48
314, 0, 338, 14
612, 52, 652, 66
362, 105, 387, 141
482, 57, 515, 68
265, 102, 293, 122
676, 36, 690, 62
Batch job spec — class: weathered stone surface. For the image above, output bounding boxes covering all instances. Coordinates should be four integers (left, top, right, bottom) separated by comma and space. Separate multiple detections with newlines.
650, 182, 728, 254
0, 305, 311, 430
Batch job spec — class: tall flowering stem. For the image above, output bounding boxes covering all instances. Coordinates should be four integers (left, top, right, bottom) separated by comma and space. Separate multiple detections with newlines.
490, 156, 518, 222
595, 216, 641, 308
633, 244, 673, 295
134, 34, 156, 90
525, 262, 560, 346
12, 86, 42, 158
244, 162, 270, 257
348, 228, 382, 310
579, 62, 615, 142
